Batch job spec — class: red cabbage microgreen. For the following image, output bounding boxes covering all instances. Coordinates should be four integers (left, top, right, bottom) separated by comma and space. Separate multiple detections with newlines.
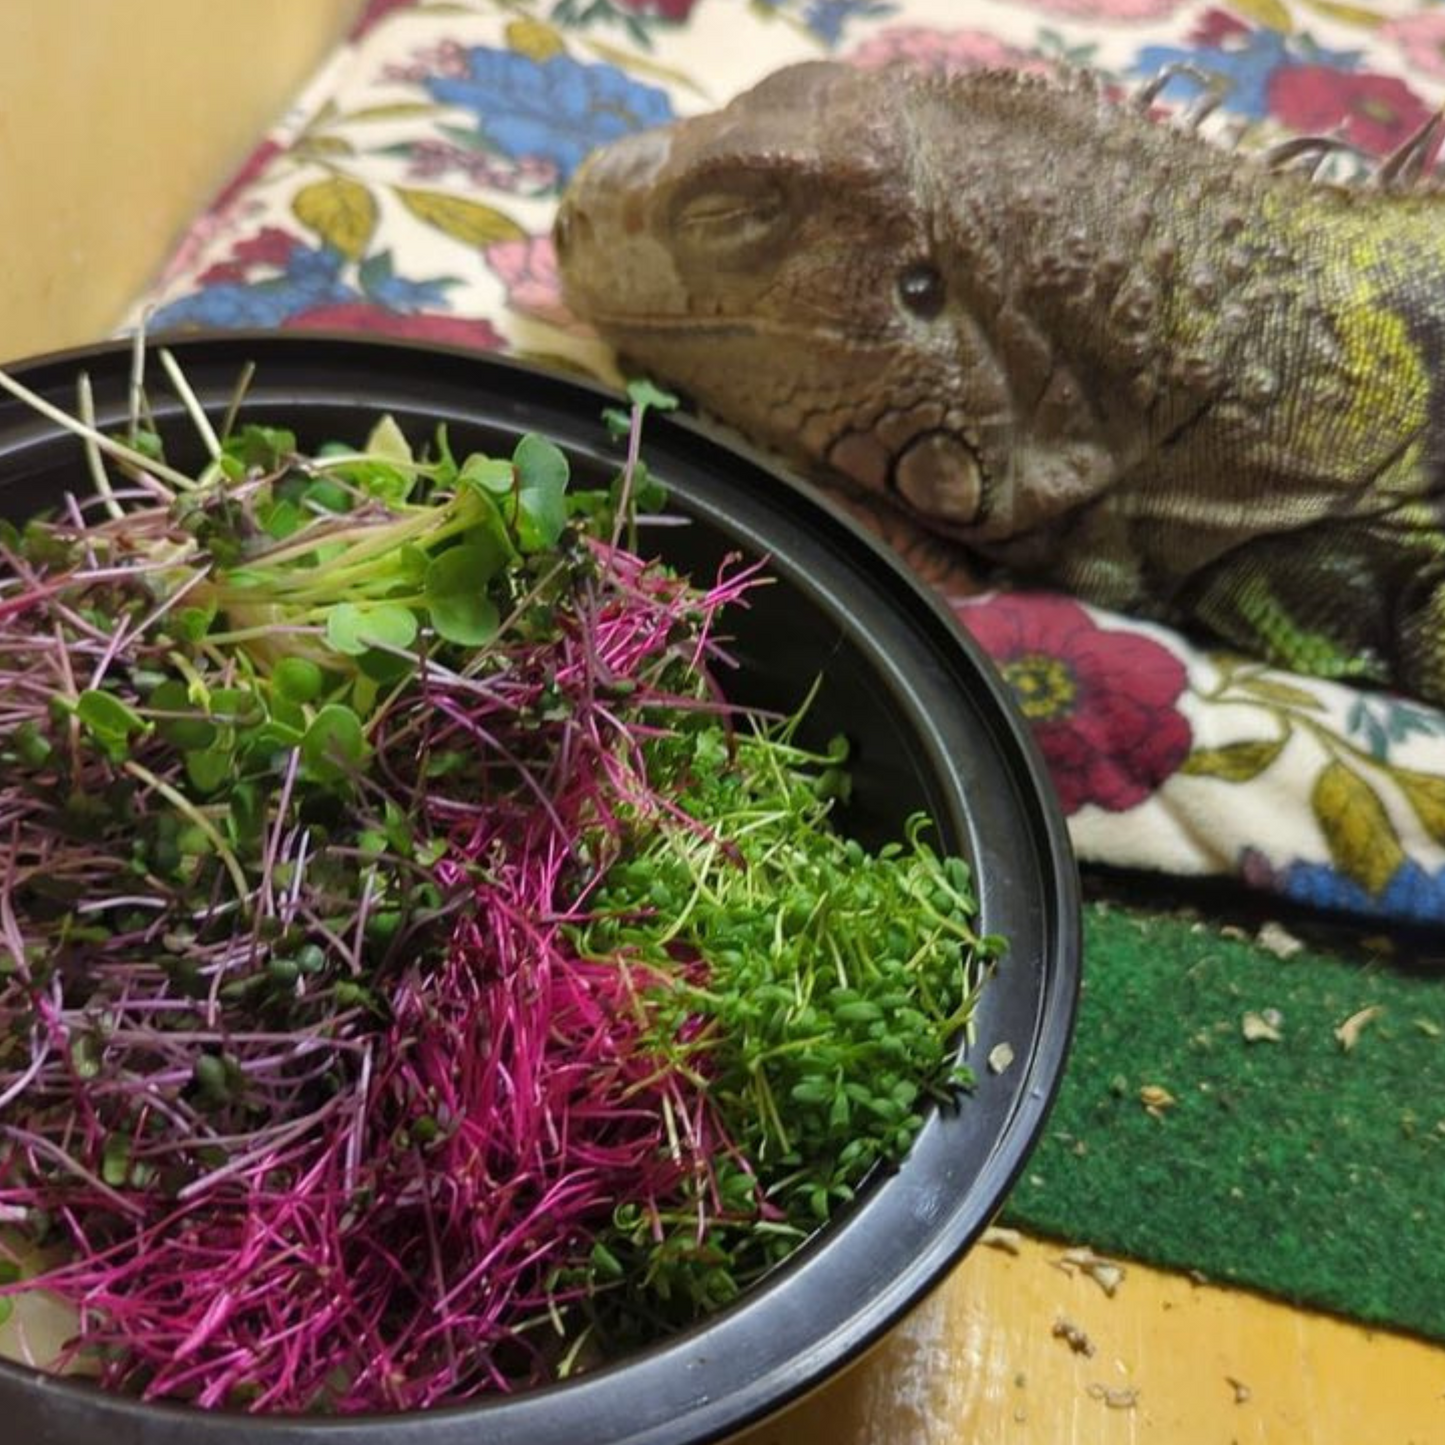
0, 361, 1000, 1410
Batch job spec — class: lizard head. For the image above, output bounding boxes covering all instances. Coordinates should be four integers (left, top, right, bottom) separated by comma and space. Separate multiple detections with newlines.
556, 61, 1133, 544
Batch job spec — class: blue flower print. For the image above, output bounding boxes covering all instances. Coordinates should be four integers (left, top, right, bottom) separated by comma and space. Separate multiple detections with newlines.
1282, 859, 1445, 925
357, 250, 458, 312
1244, 848, 1445, 927
752, 0, 897, 47
424, 48, 673, 185
151, 243, 356, 331
150, 236, 466, 333
1133, 24, 1360, 121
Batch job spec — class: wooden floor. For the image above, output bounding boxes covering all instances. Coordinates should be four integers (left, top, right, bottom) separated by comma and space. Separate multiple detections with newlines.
732, 1232, 1445, 1444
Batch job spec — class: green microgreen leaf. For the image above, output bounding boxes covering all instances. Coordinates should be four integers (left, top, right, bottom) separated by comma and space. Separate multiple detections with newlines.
625, 378, 678, 413
603, 377, 679, 437
459, 454, 516, 496
70, 1033, 102, 1081
173, 602, 217, 642
301, 703, 367, 783
334, 414, 416, 505
128, 428, 165, 462
10, 720, 52, 766
324, 602, 419, 658
224, 423, 296, 472
207, 686, 263, 728
431, 423, 458, 485
357, 647, 412, 685
299, 471, 353, 514
101, 1134, 132, 1187
364, 414, 412, 467
0, 1257, 18, 1322
424, 546, 503, 646
397, 542, 431, 585
261, 497, 307, 540
74, 689, 151, 755
238, 719, 306, 765
511, 434, 569, 552
273, 656, 325, 704
185, 747, 234, 795
149, 679, 220, 750
611, 457, 667, 517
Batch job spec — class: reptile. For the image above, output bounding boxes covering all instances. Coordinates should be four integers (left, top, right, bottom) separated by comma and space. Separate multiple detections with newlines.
553, 60, 1445, 706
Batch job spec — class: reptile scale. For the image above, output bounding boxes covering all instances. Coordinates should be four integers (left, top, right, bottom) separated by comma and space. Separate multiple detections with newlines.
555, 61, 1445, 706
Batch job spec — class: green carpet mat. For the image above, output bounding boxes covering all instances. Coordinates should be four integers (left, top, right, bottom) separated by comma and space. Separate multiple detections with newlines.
1001, 895, 1445, 1340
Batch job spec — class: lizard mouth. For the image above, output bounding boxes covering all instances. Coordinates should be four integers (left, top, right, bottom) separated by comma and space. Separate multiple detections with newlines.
581, 309, 866, 350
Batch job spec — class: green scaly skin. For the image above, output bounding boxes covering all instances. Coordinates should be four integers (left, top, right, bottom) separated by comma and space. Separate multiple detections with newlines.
554, 62, 1445, 705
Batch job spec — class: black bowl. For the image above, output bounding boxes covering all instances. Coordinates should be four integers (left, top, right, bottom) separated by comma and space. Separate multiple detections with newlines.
0, 335, 1079, 1445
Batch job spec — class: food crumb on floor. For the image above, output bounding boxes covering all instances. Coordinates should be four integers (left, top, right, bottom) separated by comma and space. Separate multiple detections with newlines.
1335, 1005, 1383, 1052
1087, 1383, 1140, 1410
980, 1225, 1023, 1255
1052, 1316, 1096, 1356
1255, 921, 1304, 959
1058, 1246, 1126, 1297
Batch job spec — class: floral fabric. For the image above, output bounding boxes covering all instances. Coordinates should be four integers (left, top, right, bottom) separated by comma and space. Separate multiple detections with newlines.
132, 0, 1445, 929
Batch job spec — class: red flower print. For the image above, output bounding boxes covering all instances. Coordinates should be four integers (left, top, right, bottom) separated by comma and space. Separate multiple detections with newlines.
617, 0, 700, 18
956, 593, 1192, 815
485, 235, 594, 335
197, 226, 301, 286
847, 26, 1050, 76
351, 0, 419, 39
284, 302, 505, 351
1189, 7, 1250, 49
1267, 67, 1433, 156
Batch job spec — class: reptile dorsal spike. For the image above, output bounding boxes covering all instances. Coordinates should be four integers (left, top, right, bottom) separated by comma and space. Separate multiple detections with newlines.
1374, 106, 1445, 189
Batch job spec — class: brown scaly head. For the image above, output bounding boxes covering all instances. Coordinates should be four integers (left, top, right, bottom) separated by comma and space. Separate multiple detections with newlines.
554, 61, 1210, 551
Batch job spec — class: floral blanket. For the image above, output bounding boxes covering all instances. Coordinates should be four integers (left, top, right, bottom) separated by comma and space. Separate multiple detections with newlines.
133, 0, 1445, 930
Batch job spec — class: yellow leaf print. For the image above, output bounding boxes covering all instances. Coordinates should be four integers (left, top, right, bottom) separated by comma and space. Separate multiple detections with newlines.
394, 188, 527, 248
1297, 0, 1384, 29
1391, 768, 1445, 849
1179, 738, 1287, 783
1228, 0, 1294, 31
506, 18, 566, 61
1311, 761, 1404, 895
292, 176, 377, 261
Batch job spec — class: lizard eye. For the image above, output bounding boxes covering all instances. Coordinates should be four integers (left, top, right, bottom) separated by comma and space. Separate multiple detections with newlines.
669, 173, 790, 266
898, 262, 946, 319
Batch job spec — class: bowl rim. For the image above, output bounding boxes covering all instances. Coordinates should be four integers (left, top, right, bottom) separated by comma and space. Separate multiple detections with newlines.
0, 332, 1080, 1445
